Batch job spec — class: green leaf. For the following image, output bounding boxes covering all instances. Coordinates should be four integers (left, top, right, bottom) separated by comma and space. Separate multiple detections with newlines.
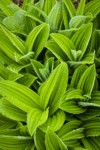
34, 128, 46, 150
71, 23, 92, 60
69, 15, 93, 28
0, 114, 17, 130
84, 0, 100, 17
82, 137, 100, 150
58, 121, 84, 141
50, 33, 76, 60
46, 1, 63, 32
76, 0, 86, 15
0, 24, 27, 55
64, 0, 76, 18
44, 0, 56, 15
25, 23, 50, 58
78, 107, 100, 121
27, 108, 48, 136
0, 80, 40, 112
39, 62, 68, 114
40, 110, 65, 132
0, 97, 26, 122
0, 128, 20, 136
59, 28, 78, 38
70, 65, 88, 88
58, 120, 82, 137
45, 39, 67, 61
0, 135, 33, 150
18, 73, 37, 87
84, 118, 100, 137
22, 0, 33, 10
60, 89, 85, 103
27, 4, 47, 20
0, 63, 23, 81
0, 29, 21, 62
62, 3, 69, 29
68, 52, 95, 67
77, 64, 96, 96
89, 91, 100, 107
60, 100, 85, 114
31, 59, 46, 82
3, 10, 26, 32
45, 128, 67, 150
25, 12, 44, 23
0, 1, 17, 16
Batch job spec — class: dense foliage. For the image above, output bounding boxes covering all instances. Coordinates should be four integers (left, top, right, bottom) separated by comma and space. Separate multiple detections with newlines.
0, 0, 100, 149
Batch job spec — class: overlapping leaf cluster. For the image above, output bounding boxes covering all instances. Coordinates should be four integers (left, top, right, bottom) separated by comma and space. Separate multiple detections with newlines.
0, 0, 100, 149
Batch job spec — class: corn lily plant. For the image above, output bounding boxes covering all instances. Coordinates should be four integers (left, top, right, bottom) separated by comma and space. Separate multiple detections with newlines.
0, 0, 100, 149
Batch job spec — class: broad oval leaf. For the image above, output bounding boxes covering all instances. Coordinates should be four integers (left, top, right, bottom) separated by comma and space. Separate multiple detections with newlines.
0, 24, 27, 55
39, 62, 68, 115
84, 118, 100, 137
0, 135, 33, 150
58, 120, 84, 141
77, 64, 96, 96
46, 1, 63, 32
76, 0, 86, 15
64, 0, 76, 18
34, 128, 46, 150
70, 65, 88, 88
69, 15, 93, 28
44, 0, 56, 15
25, 23, 50, 58
45, 39, 67, 61
27, 107, 48, 136
84, 0, 100, 17
50, 33, 76, 60
45, 128, 68, 150
0, 80, 40, 112
0, 97, 26, 122
40, 110, 66, 132
71, 23, 92, 60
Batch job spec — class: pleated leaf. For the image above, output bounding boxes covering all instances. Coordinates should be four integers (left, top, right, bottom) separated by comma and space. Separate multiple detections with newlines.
82, 137, 100, 150
34, 128, 46, 150
77, 64, 96, 96
58, 121, 84, 141
71, 23, 92, 60
70, 65, 88, 88
39, 62, 68, 114
0, 24, 27, 55
69, 15, 93, 28
45, 39, 67, 61
60, 100, 85, 114
40, 110, 65, 132
0, 80, 40, 112
44, 0, 56, 15
46, 1, 63, 32
64, 0, 76, 18
0, 135, 33, 150
50, 33, 76, 60
0, 115, 17, 130
45, 128, 67, 150
25, 23, 49, 58
76, 0, 86, 15
27, 108, 48, 136
60, 89, 85, 103
18, 73, 37, 87
84, 0, 100, 17
0, 97, 26, 122
84, 118, 100, 137
0, 64, 23, 81
89, 91, 100, 107
0, 1, 17, 16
